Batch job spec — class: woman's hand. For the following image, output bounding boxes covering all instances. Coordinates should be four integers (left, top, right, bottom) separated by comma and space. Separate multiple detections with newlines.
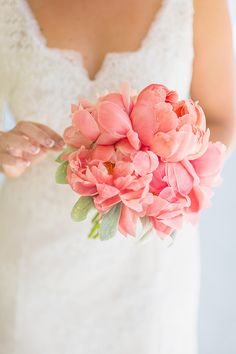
0, 121, 65, 177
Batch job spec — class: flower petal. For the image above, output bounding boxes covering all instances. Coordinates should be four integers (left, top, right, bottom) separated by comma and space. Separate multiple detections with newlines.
63, 126, 92, 148
97, 101, 132, 135
73, 110, 100, 141
118, 205, 138, 237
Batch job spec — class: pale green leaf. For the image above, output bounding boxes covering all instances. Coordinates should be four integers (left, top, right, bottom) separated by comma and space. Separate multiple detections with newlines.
55, 161, 68, 184
91, 212, 99, 223
137, 216, 153, 243
71, 196, 94, 222
88, 220, 100, 238
99, 203, 121, 240
137, 226, 153, 243
167, 230, 177, 248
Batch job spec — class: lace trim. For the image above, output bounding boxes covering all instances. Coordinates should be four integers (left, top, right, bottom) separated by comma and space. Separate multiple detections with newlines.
17, 0, 171, 82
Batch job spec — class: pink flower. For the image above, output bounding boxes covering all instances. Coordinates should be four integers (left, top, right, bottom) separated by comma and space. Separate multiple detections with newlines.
184, 142, 226, 220
173, 99, 206, 130
146, 193, 189, 238
72, 110, 100, 142
147, 159, 205, 236
119, 174, 153, 213
132, 150, 159, 176
67, 145, 154, 215
136, 83, 179, 105
151, 124, 210, 162
131, 84, 210, 162
64, 85, 141, 150
150, 160, 199, 196
98, 81, 135, 115
96, 100, 140, 148
191, 142, 226, 188
131, 85, 179, 146
67, 147, 100, 196
186, 185, 213, 216
118, 205, 139, 237
63, 100, 99, 147
93, 165, 153, 213
63, 126, 93, 148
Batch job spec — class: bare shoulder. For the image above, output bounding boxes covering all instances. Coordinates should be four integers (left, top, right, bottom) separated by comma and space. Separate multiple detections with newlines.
191, 0, 235, 126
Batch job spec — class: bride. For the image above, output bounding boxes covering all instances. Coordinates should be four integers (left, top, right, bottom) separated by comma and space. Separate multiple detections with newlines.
0, 0, 235, 353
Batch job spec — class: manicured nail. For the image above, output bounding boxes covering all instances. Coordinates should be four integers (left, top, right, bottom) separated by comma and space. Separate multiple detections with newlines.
18, 160, 30, 167
45, 138, 55, 147
58, 139, 65, 146
30, 146, 40, 154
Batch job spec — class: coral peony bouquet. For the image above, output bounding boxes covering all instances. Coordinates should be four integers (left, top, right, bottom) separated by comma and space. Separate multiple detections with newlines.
55, 82, 226, 241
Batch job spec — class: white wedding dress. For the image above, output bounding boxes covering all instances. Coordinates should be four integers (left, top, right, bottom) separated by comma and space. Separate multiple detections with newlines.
0, 0, 200, 353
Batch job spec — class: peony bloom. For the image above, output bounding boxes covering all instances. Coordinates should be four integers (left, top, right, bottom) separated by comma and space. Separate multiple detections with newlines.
131, 84, 210, 162
63, 126, 93, 148
64, 82, 140, 150
63, 100, 99, 148
146, 192, 190, 239
190, 141, 226, 188
66, 144, 154, 217
148, 161, 196, 238
151, 124, 210, 162
131, 84, 179, 147
184, 141, 226, 221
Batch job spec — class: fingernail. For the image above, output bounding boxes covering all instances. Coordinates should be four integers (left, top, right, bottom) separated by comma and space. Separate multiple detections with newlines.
30, 146, 40, 154
58, 140, 65, 146
45, 138, 55, 147
18, 160, 30, 167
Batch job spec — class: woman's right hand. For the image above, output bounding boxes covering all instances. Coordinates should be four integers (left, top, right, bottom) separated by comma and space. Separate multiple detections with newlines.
0, 120, 65, 177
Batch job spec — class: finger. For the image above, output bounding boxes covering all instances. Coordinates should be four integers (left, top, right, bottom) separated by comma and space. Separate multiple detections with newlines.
14, 121, 56, 148
0, 152, 30, 167
34, 123, 65, 148
0, 132, 41, 155
22, 149, 48, 165
2, 165, 27, 178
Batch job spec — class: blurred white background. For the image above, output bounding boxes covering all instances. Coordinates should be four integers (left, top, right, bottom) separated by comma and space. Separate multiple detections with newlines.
0, 1, 236, 353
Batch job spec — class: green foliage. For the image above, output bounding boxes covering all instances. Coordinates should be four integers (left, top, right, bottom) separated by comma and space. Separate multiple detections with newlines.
55, 161, 69, 184
137, 216, 153, 243
71, 196, 94, 222
99, 203, 121, 240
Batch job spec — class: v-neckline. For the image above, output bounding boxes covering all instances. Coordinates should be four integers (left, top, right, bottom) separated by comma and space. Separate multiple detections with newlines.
18, 0, 169, 84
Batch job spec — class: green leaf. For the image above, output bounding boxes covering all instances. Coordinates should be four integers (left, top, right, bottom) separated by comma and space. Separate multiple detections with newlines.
55, 161, 69, 184
88, 220, 100, 238
140, 216, 149, 229
99, 203, 121, 240
91, 212, 100, 223
87, 212, 101, 239
55, 145, 77, 163
167, 230, 177, 248
137, 216, 153, 243
92, 232, 100, 239
71, 196, 94, 222
137, 226, 153, 243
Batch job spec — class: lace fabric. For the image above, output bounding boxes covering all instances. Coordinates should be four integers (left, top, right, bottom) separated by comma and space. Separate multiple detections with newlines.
0, 1, 200, 353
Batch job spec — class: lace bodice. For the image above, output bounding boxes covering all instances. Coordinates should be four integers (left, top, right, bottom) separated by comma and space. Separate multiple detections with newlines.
0, 1, 200, 354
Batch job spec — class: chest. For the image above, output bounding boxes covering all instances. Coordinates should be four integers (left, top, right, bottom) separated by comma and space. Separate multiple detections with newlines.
8, 0, 194, 133
26, 0, 163, 81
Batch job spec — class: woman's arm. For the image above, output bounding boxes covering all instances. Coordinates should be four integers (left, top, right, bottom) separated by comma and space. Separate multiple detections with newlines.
191, 0, 236, 149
